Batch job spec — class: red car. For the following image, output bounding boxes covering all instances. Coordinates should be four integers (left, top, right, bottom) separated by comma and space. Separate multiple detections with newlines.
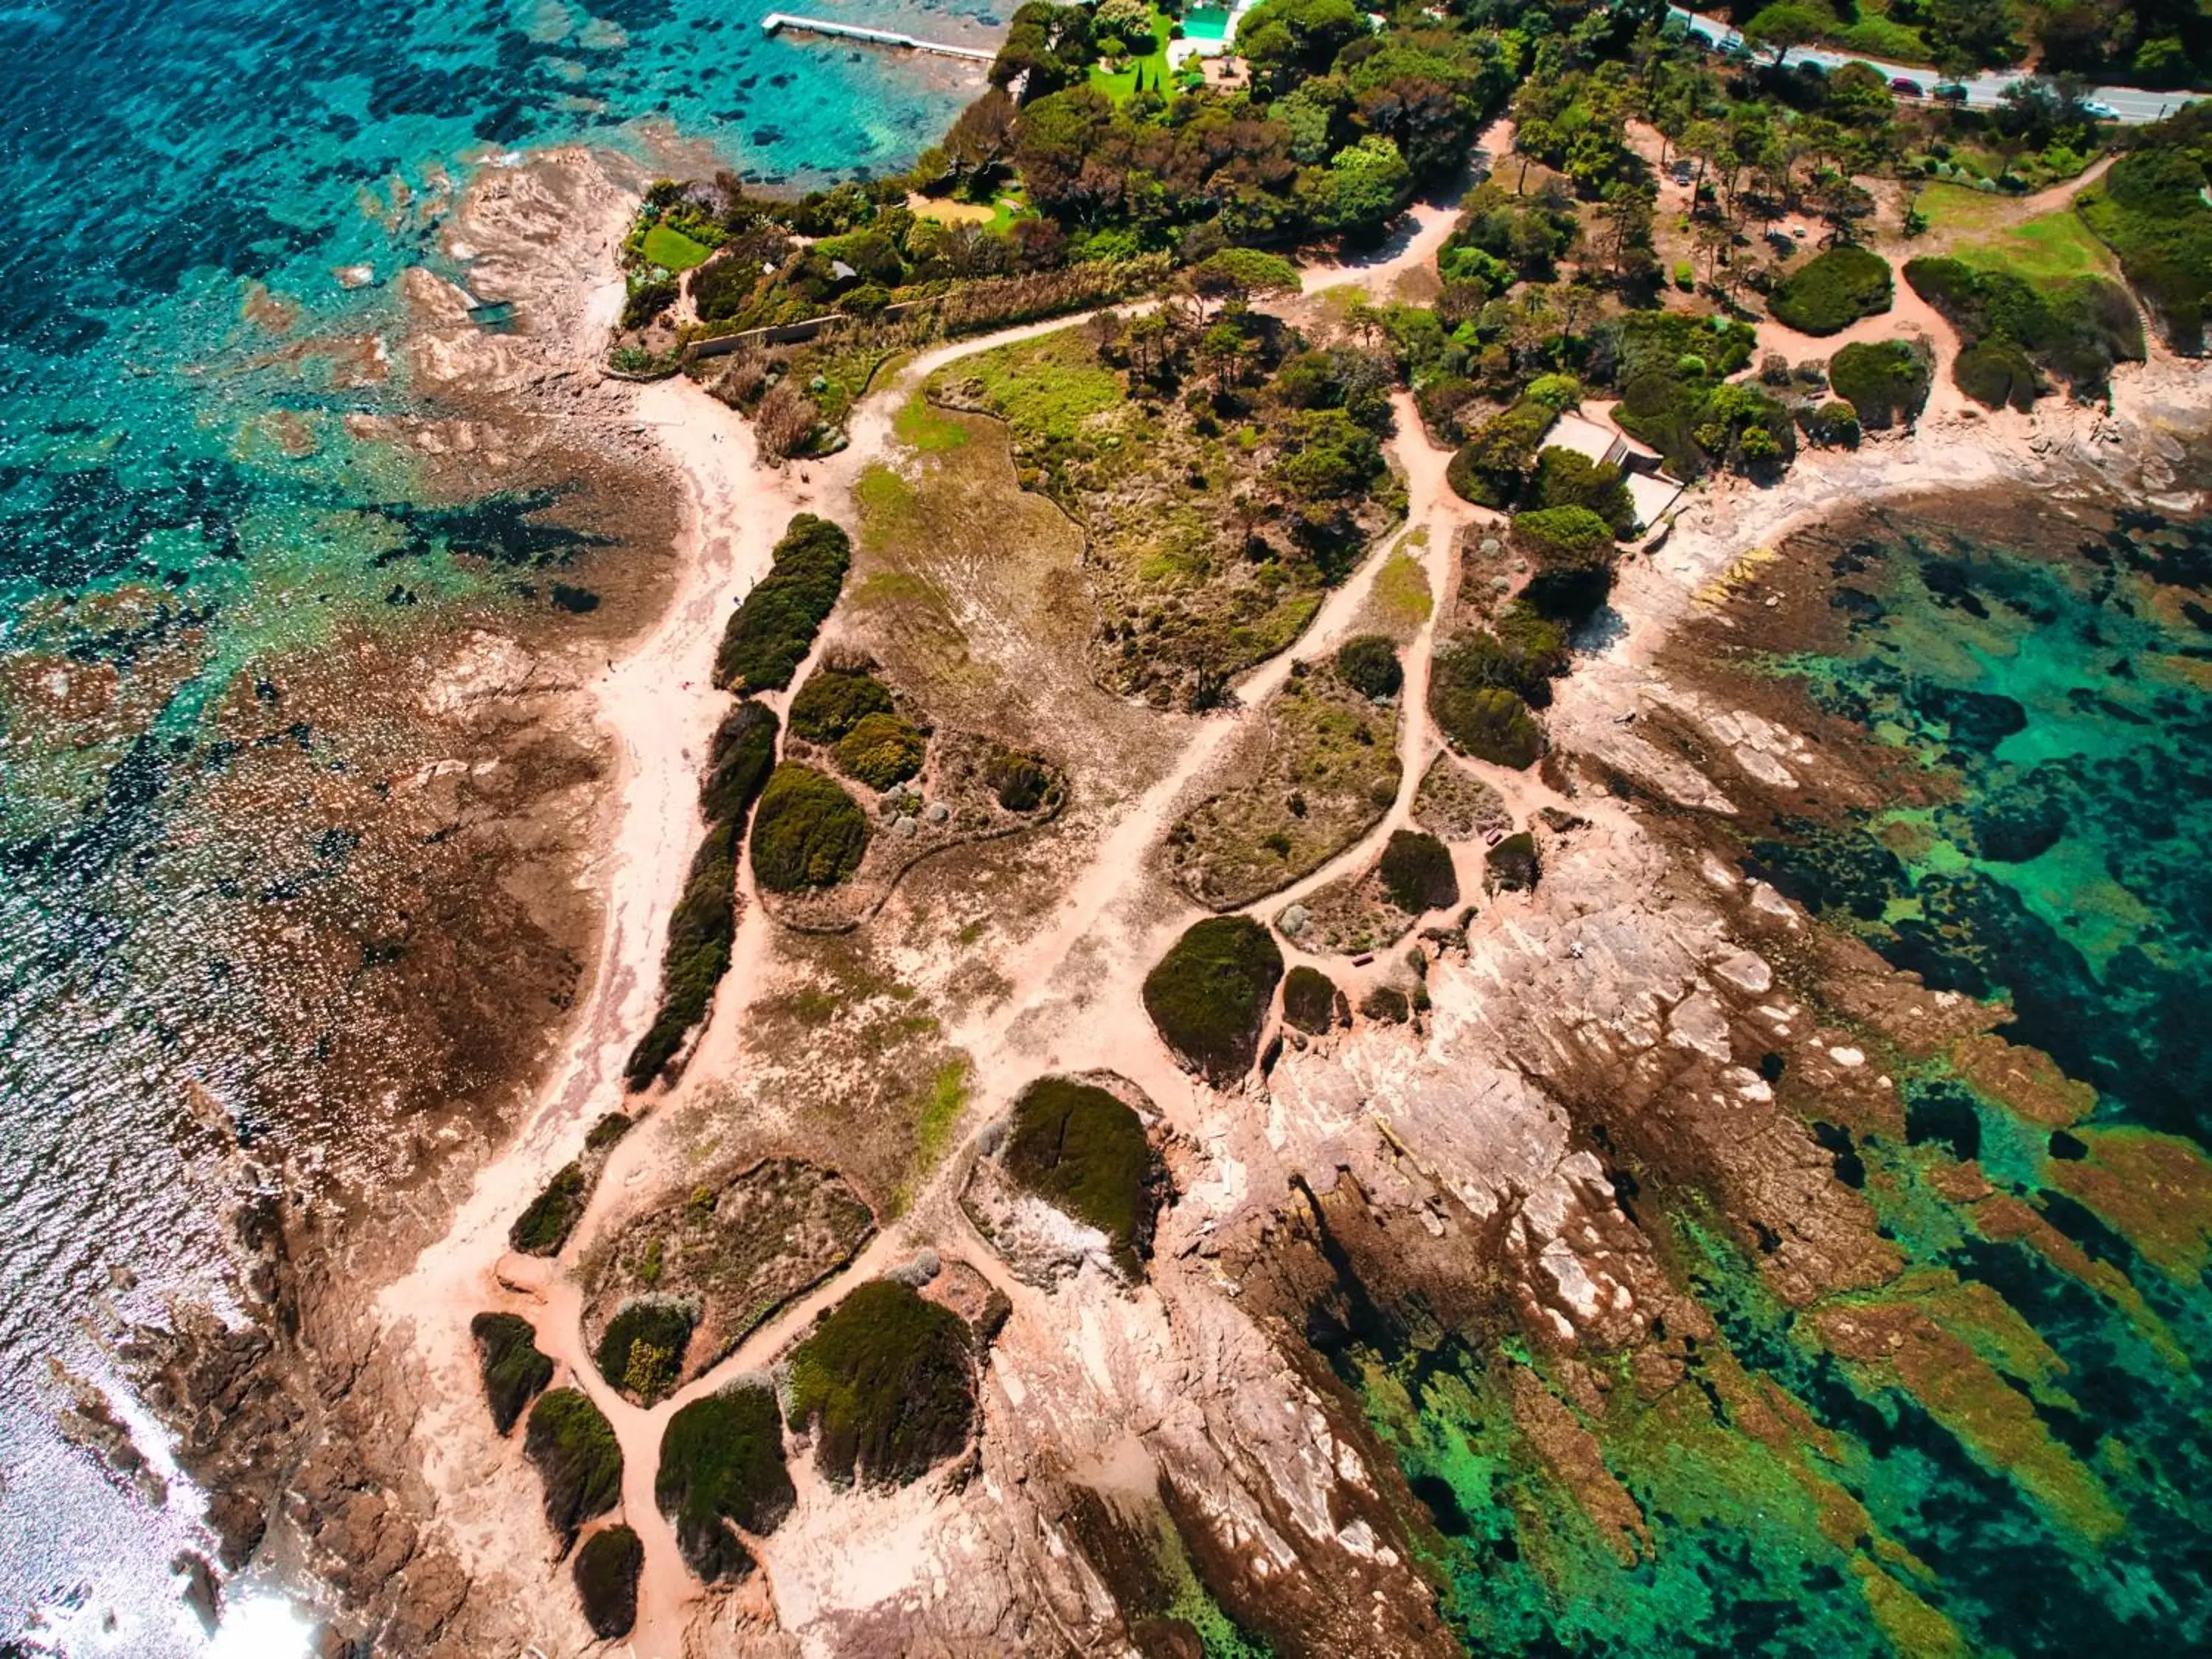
1891, 77, 1924, 97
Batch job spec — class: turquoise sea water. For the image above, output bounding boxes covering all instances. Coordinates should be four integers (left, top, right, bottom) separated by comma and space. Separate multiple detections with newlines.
1332, 499, 2212, 1658
0, 2, 990, 1649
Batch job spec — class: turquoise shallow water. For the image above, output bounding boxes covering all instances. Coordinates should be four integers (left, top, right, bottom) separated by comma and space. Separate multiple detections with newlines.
0, 1, 991, 1646
1330, 499, 2212, 1657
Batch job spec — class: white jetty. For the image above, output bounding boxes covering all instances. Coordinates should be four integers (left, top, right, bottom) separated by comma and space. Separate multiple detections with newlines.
760, 13, 998, 61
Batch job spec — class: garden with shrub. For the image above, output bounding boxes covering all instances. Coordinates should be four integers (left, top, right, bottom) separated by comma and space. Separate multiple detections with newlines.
1001, 1077, 1160, 1273
750, 764, 871, 891
1141, 916, 1284, 1082
1827, 340, 1931, 431
713, 515, 852, 693
574, 1526, 643, 1638
786, 1279, 976, 1488
1766, 246, 1894, 336
656, 1382, 796, 1582
470, 1312, 554, 1436
1903, 257, 2145, 405
524, 1388, 624, 1549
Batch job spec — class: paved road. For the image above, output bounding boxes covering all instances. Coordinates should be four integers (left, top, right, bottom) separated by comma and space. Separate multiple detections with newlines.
1666, 6, 2200, 122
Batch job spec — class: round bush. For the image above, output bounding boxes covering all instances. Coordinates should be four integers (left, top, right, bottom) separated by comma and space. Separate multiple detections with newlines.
574, 1526, 642, 1638
524, 1389, 624, 1548
1511, 506, 1615, 570
1141, 917, 1284, 1084
1334, 634, 1403, 700
657, 1383, 795, 1582
1799, 400, 1863, 448
835, 712, 927, 790
1003, 1078, 1157, 1270
751, 764, 870, 890
789, 670, 894, 745
787, 1279, 975, 1488
1281, 964, 1346, 1034
1767, 246, 1894, 335
1432, 684, 1543, 769
1828, 340, 1931, 430
1377, 830, 1460, 914
985, 745, 1058, 813
596, 1297, 697, 1404
471, 1312, 554, 1436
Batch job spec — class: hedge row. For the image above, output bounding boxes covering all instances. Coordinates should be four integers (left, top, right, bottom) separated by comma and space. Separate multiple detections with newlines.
524, 1388, 624, 1549
713, 514, 852, 692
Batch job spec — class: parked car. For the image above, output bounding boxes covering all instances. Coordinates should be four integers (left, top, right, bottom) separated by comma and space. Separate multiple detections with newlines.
1671, 159, 1695, 185
2083, 98, 2118, 119
1891, 77, 1924, 97
1933, 82, 1969, 104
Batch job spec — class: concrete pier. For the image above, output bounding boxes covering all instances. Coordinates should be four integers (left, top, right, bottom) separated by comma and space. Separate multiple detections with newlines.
760, 13, 998, 62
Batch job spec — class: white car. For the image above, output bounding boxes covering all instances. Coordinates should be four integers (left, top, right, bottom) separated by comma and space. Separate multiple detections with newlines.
2083, 99, 2119, 120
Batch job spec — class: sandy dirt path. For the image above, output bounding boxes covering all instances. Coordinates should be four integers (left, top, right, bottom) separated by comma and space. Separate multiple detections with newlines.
388, 181, 1506, 1657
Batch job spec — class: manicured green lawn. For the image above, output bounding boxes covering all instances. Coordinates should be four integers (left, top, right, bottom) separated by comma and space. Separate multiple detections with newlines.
641, 222, 712, 272
1089, 12, 1172, 103
1919, 186, 2118, 282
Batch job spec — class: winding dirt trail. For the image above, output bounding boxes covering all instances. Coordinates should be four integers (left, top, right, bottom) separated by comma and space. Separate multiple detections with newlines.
386, 189, 1489, 1659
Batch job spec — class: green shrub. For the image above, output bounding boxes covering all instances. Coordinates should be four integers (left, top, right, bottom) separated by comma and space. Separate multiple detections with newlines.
596, 1298, 698, 1404
984, 745, 1060, 813
1511, 506, 1618, 620
835, 712, 928, 790
1333, 634, 1403, 700
471, 1312, 554, 1436
1953, 339, 2041, 410
1799, 398, 1863, 448
1486, 831, 1541, 893
1767, 246, 1894, 335
625, 818, 742, 1089
700, 701, 780, 824
713, 515, 852, 692
585, 1111, 634, 1152
1673, 260, 1696, 292
1141, 916, 1285, 1083
1446, 399, 1552, 507
1002, 1077, 1158, 1271
1377, 830, 1460, 914
1432, 684, 1543, 769
1828, 341, 1931, 430
1529, 446, 1636, 538
787, 1280, 975, 1488
2076, 143, 2212, 352
656, 1384, 795, 1582
574, 1526, 643, 1638
789, 670, 895, 745
1903, 256, 2144, 403
751, 764, 870, 891
510, 1162, 588, 1256
524, 1389, 624, 1548
1281, 964, 1346, 1034
1360, 984, 1411, 1023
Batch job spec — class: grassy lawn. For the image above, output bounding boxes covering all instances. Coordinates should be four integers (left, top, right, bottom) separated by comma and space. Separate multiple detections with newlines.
641, 222, 712, 271
1917, 185, 2118, 282
1089, 11, 1172, 103
940, 327, 1126, 443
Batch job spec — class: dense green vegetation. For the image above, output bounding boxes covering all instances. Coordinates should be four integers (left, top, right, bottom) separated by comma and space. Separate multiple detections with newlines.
751, 764, 871, 891
699, 701, 780, 825
628, 698, 783, 1090
1904, 256, 2144, 405
1141, 916, 1285, 1082
1767, 246, 1893, 335
984, 743, 1062, 813
1430, 673, 1544, 769
524, 1389, 624, 1548
574, 1526, 643, 1638
596, 1298, 698, 1405
1828, 339, 1932, 429
656, 1384, 796, 1581
1512, 504, 1620, 619
835, 712, 928, 790
1377, 830, 1461, 914
787, 1280, 976, 1488
1528, 445, 1636, 538
509, 1162, 588, 1256
1334, 634, 1403, 700
470, 1312, 554, 1436
2077, 110, 2212, 352
1281, 964, 1347, 1034
1003, 1077, 1158, 1270
789, 669, 896, 745
712, 515, 852, 693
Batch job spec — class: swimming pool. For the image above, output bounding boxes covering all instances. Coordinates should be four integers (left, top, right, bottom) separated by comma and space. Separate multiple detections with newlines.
1185, 4, 1229, 41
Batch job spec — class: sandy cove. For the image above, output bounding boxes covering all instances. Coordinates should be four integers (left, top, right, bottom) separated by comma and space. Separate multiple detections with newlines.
374, 139, 2211, 1658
